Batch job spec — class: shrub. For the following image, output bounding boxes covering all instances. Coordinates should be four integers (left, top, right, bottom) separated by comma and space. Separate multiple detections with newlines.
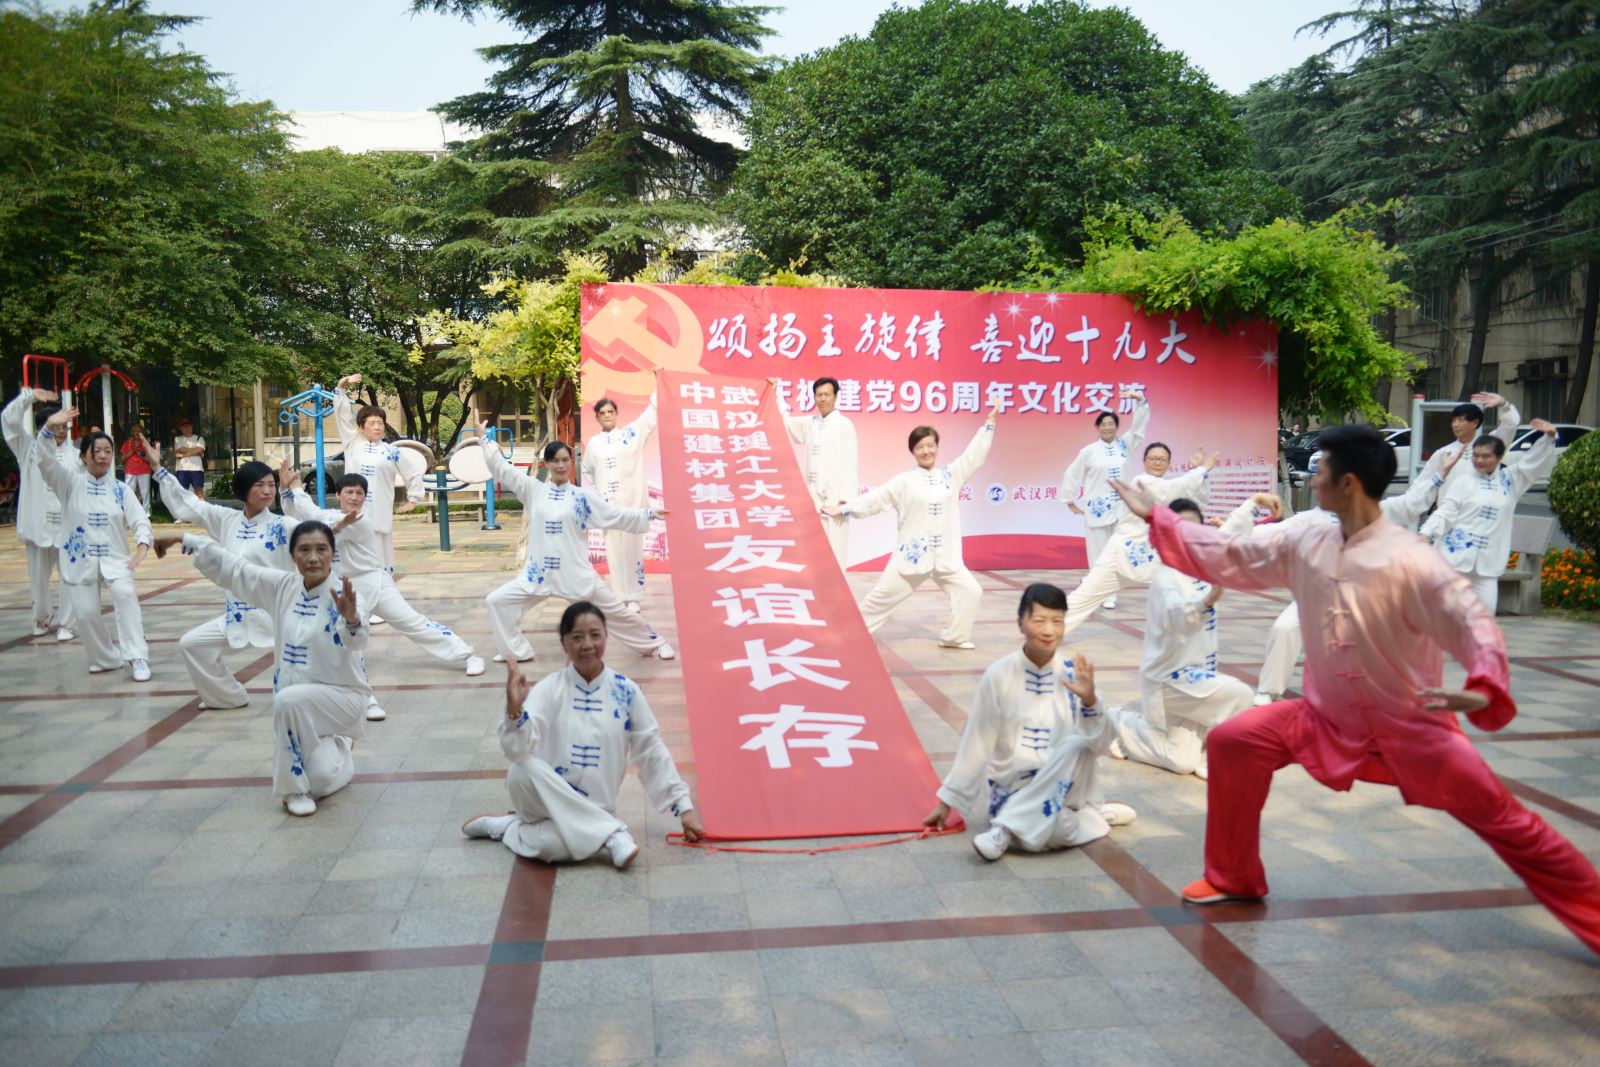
1542, 548, 1600, 612
1548, 431, 1600, 556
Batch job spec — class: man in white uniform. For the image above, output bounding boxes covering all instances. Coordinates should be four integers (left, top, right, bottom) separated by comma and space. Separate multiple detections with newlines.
333, 374, 424, 585
3, 387, 78, 639
1060, 388, 1149, 609
1416, 393, 1521, 503
779, 376, 858, 569
580, 393, 657, 609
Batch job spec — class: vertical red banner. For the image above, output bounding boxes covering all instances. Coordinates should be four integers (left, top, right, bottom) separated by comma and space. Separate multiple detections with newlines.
656, 370, 954, 840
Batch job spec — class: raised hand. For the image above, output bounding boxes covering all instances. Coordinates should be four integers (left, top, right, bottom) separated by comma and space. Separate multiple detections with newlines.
1110, 478, 1156, 519
1248, 492, 1284, 520
504, 661, 533, 719
278, 457, 302, 491
1190, 447, 1205, 468
333, 511, 363, 534
1205, 450, 1221, 469
331, 576, 360, 626
1530, 418, 1557, 437
1473, 391, 1505, 409
144, 439, 163, 470
1062, 652, 1097, 707
152, 533, 184, 559
31, 388, 59, 404
987, 400, 1002, 424
337, 374, 363, 391
1438, 445, 1463, 477
1419, 687, 1490, 714
43, 407, 77, 435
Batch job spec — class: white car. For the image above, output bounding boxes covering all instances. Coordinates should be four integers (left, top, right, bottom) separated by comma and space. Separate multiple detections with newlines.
1503, 423, 1592, 487
1383, 427, 1411, 481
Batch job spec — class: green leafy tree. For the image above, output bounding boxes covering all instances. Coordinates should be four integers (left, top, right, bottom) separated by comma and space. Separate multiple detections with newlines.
731, 0, 1289, 291
0, 0, 289, 383
414, 0, 774, 275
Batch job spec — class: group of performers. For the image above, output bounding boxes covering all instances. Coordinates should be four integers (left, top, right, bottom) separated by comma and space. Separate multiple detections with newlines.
4, 377, 1595, 953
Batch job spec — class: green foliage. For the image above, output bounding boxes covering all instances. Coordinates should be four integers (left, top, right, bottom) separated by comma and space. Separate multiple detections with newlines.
416, 0, 775, 273
731, 0, 1290, 290
1023, 209, 1413, 420
1548, 431, 1600, 556
0, 1, 289, 383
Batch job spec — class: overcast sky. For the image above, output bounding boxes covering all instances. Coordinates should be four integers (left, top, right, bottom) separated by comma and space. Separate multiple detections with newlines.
43, 0, 1347, 111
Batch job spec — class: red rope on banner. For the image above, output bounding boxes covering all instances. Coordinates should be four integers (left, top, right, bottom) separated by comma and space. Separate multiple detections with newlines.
665, 825, 965, 854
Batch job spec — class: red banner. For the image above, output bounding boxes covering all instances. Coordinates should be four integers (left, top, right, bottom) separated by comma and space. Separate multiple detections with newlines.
582, 283, 1278, 572
656, 369, 954, 840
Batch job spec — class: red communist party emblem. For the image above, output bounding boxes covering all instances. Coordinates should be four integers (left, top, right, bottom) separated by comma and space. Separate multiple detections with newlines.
581, 284, 707, 401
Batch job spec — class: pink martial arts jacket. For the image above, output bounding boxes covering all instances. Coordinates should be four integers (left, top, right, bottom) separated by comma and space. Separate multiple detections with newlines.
1146, 506, 1515, 809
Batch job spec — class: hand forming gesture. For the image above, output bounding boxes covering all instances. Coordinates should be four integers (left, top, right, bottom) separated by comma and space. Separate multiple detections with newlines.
1110, 478, 1157, 519
1530, 418, 1557, 437
336, 373, 363, 391
31, 388, 59, 404
1062, 652, 1098, 708
1248, 492, 1284, 521
1471, 391, 1505, 410
152, 533, 185, 558
43, 406, 77, 435
330, 576, 360, 628
332, 511, 363, 534
1438, 445, 1463, 477
504, 661, 533, 720
1419, 687, 1489, 714
278, 457, 303, 492
143, 438, 163, 471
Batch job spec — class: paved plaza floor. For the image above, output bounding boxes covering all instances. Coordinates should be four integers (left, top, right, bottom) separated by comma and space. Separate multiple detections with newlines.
0, 517, 1597, 1066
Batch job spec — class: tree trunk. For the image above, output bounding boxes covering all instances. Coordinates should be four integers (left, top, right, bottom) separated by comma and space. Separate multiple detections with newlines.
1565, 257, 1598, 424
1460, 247, 1502, 400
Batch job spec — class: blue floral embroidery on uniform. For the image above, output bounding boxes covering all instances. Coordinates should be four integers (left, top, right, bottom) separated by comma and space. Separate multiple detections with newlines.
1170, 653, 1219, 684
324, 603, 345, 646
384, 444, 401, 464
573, 492, 593, 530
609, 672, 637, 719
264, 520, 287, 551
1041, 776, 1073, 818
422, 618, 455, 637
523, 557, 546, 586
1122, 539, 1157, 568
1442, 527, 1487, 554
63, 527, 87, 564
898, 538, 928, 565
1086, 494, 1117, 519
635, 559, 645, 588
286, 727, 306, 779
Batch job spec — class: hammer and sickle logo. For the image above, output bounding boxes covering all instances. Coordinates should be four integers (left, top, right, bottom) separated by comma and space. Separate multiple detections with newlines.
582, 285, 706, 401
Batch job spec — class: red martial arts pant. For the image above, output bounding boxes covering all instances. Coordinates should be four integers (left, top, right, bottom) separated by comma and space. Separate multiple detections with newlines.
1204, 700, 1600, 956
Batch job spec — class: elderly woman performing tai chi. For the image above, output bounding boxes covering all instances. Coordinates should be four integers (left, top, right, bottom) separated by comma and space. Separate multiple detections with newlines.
1059, 387, 1149, 610
156, 521, 368, 817
823, 403, 1000, 649
476, 424, 676, 663
581, 392, 658, 611
463, 601, 704, 867
3, 387, 79, 640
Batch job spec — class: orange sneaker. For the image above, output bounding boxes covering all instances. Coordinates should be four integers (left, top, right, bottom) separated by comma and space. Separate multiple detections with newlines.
1181, 878, 1259, 905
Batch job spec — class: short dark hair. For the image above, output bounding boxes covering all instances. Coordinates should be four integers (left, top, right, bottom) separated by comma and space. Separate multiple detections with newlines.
543, 440, 573, 462
336, 473, 369, 494
592, 397, 618, 416
1144, 441, 1171, 460
1169, 497, 1203, 519
232, 461, 276, 501
1094, 411, 1120, 429
79, 430, 112, 458
38, 404, 61, 424
1316, 424, 1395, 499
559, 600, 607, 638
1451, 402, 1484, 427
289, 520, 335, 552
812, 377, 841, 398
1472, 433, 1506, 459
1018, 582, 1067, 619
907, 425, 939, 452
356, 405, 387, 430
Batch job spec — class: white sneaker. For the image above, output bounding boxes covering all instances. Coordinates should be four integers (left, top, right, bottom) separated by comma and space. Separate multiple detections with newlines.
1108, 738, 1127, 760
56, 628, 75, 642
973, 824, 1011, 861
365, 698, 388, 722
1252, 692, 1276, 706
88, 663, 115, 674
461, 812, 517, 840
1101, 802, 1137, 827
368, 614, 384, 626
1102, 596, 1118, 611
1194, 763, 1209, 781
654, 643, 677, 660
938, 640, 977, 650
31, 625, 47, 637
492, 652, 534, 664
130, 659, 151, 683
465, 655, 486, 677
605, 828, 640, 869
284, 793, 316, 817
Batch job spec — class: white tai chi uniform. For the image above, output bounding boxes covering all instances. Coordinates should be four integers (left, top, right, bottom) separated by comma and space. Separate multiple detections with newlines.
333, 388, 422, 573
843, 419, 995, 645
1415, 403, 1522, 511
2, 390, 79, 633
782, 407, 859, 569
1256, 470, 1452, 700
581, 401, 657, 604
489, 664, 692, 862
1421, 433, 1556, 615
938, 649, 1121, 851
1060, 463, 1212, 636
280, 489, 475, 666
1113, 501, 1258, 776
481, 439, 668, 661
156, 467, 299, 708
35, 430, 152, 671
1060, 399, 1150, 577
182, 535, 367, 800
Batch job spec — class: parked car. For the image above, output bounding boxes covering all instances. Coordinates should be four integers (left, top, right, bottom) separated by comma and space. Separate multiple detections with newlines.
1282, 431, 1322, 473
1503, 423, 1592, 487
1382, 427, 1411, 480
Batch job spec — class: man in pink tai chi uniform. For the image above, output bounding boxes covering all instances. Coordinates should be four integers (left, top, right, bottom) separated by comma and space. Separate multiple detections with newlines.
1112, 424, 1600, 955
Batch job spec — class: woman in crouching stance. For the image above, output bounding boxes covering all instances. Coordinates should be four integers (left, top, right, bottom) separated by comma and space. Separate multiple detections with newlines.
464, 601, 704, 867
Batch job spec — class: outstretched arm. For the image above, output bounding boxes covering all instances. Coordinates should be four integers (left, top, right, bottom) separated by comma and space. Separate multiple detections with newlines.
1404, 559, 1515, 731
947, 405, 999, 488
1115, 479, 1296, 593
1509, 421, 1558, 497
332, 375, 361, 452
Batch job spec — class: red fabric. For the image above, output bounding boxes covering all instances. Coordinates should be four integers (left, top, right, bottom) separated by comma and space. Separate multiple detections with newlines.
1205, 700, 1600, 955
120, 438, 152, 475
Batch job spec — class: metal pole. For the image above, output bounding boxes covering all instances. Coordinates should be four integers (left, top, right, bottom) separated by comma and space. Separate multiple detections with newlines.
100, 365, 113, 438
312, 399, 327, 509
435, 468, 452, 551
482, 426, 501, 531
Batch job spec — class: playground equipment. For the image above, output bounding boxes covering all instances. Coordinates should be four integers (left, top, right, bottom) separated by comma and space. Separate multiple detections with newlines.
21, 355, 71, 436
278, 385, 337, 508
447, 427, 512, 531
72, 367, 138, 439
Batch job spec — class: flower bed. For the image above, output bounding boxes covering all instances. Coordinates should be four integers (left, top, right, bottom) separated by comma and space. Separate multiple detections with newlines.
1542, 549, 1600, 612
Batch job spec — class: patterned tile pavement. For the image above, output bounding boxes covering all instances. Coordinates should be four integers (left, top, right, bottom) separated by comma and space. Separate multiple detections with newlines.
0, 517, 1597, 1066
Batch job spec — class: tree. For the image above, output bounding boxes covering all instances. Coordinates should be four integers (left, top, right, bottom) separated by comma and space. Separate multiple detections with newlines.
0, 1, 289, 383
414, 0, 774, 275
731, 0, 1290, 291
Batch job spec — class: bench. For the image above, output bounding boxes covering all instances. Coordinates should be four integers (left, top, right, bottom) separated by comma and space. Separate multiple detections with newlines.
1498, 515, 1556, 616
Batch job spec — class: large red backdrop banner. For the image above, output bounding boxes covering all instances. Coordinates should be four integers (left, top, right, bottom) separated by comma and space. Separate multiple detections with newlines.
580, 283, 1278, 570
654, 369, 953, 840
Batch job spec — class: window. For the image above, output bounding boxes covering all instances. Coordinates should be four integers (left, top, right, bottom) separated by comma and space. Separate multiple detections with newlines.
1531, 264, 1572, 308
1416, 286, 1448, 323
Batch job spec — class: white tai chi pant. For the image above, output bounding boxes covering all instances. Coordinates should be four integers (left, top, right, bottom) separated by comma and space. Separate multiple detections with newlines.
821, 512, 849, 571
273, 684, 364, 798
356, 573, 473, 663
179, 617, 257, 709
1114, 677, 1254, 776
1084, 524, 1115, 575
64, 574, 147, 670
860, 567, 982, 645
604, 529, 646, 604
496, 757, 626, 862
1257, 603, 1302, 699
24, 542, 74, 631
1468, 571, 1499, 616
376, 530, 396, 575
1060, 550, 1132, 637
990, 737, 1111, 852
485, 580, 666, 662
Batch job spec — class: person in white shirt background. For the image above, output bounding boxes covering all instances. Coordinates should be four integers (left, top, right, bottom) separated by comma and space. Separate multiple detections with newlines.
580, 391, 658, 611
825, 404, 999, 650
778, 376, 859, 570
1059, 388, 1149, 610
2, 387, 78, 640
1421, 418, 1559, 614
171, 416, 207, 500
37, 407, 153, 681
